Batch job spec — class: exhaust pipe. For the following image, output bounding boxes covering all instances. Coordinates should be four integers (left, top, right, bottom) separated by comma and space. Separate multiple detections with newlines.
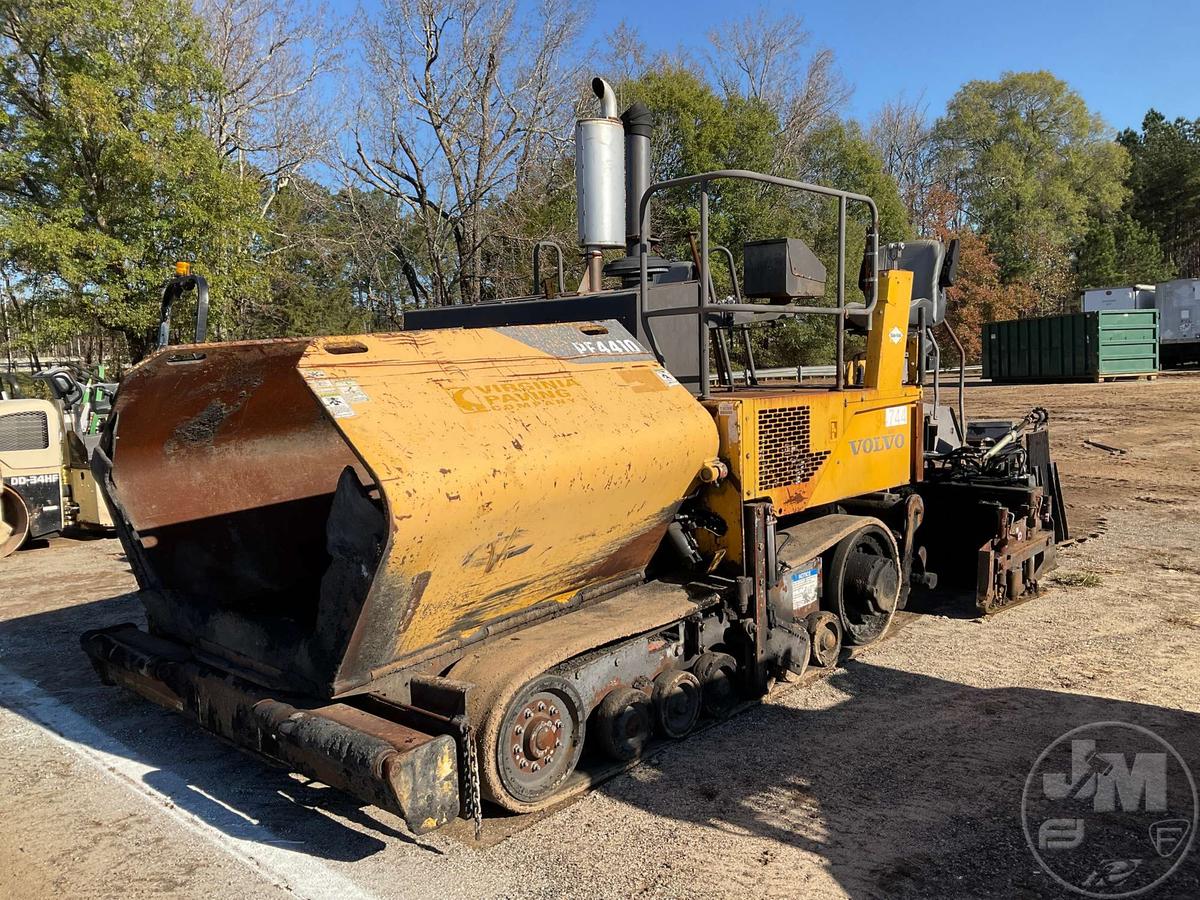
575, 77, 624, 290
622, 101, 653, 256
592, 75, 618, 119
604, 97, 670, 284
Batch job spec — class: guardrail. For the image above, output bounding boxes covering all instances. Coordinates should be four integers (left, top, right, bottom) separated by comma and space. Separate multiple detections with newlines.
740, 364, 983, 382
637, 169, 880, 398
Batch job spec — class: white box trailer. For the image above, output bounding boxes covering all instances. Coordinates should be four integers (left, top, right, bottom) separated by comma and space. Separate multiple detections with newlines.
1156, 278, 1200, 366
1081, 284, 1156, 312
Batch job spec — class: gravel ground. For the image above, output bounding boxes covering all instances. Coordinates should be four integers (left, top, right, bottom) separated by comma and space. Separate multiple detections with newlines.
2, 373, 1199, 899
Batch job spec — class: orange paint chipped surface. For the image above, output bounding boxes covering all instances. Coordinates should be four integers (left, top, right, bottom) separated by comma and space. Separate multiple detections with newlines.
297, 323, 719, 657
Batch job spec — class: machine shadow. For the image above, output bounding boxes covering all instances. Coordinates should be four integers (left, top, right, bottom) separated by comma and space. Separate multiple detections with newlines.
0, 591, 440, 861
902, 587, 992, 621
5, 590, 1199, 894
591, 659, 1200, 899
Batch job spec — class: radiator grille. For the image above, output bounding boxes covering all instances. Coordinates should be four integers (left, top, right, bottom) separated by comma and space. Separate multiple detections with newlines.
757, 405, 830, 491
0, 410, 50, 452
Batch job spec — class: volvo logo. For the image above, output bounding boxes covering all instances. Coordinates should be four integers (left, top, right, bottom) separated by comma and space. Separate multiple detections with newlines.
848, 434, 906, 455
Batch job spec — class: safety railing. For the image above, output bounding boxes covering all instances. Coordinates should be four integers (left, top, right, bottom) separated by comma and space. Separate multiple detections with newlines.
531, 240, 566, 296
636, 169, 879, 398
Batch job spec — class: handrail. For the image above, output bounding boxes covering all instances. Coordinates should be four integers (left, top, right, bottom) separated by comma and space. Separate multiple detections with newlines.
531, 240, 566, 296
941, 319, 968, 441
710, 245, 742, 303
635, 169, 880, 398
157, 274, 209, 350
709, 243, 757, 386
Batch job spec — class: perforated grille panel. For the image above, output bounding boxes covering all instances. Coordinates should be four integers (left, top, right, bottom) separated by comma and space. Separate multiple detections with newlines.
0, 410, 50, 452
757, 405, 830, 491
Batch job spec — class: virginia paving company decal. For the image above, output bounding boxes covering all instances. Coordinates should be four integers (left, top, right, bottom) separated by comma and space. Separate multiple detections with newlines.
309, 377, 370, 419
849, 433, 906, 455
446, 377, 581, 414
889, 326, 904, 344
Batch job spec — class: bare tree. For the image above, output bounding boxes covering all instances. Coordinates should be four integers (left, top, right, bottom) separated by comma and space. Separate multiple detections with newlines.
708, 9, 808, 104
337, 184, 429, 321
197, 0, 345, 216
0, 270, 17, 372
782, 49, 851, 146
347, 0, 582, 306
868, 94, 940, 233
597, 19, 647, 85
707, 8, 850, 157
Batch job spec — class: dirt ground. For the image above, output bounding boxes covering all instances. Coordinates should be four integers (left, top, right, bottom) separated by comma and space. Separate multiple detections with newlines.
2, 373, 1199, 899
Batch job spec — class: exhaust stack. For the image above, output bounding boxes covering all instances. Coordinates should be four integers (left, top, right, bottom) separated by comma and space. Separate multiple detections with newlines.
575, 77, 624, 290
604, 99, 670, 285
622, 101, 653, 256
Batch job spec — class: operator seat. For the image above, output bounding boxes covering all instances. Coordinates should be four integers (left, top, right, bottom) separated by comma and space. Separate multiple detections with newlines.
898, 240, 947, 326
847, 238, 956, 332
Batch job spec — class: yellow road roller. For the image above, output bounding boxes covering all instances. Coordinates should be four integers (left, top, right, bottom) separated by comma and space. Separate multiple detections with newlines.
82, 77, 1065, 834
0, 387, 114, 557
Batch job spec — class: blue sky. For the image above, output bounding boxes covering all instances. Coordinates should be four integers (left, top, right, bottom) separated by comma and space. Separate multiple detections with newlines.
573, 0, 1199, 132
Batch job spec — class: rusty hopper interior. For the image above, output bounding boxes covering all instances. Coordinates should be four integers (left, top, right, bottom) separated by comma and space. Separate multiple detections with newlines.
82, 76, 1065, 835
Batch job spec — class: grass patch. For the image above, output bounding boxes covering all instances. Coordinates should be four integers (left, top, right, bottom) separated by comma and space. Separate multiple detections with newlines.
1051, 571, 1103, 588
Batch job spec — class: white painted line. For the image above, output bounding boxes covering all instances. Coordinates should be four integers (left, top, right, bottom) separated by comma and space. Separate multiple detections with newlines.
187, 783, 262, 825
0, 663, 377, 900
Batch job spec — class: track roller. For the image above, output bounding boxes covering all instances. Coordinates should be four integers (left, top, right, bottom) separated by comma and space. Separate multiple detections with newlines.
596, 687, 653, 761
692, 651, 738, 719
805, 611, 843, 667
651, 669, 702, 739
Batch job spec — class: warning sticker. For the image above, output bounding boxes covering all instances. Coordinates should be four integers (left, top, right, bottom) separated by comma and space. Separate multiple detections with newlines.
655, 368, 681, 388
320, 395, 355, 419
787, 561, 822, 611
338, 381, 369, 404
717, 400, 740, 445
311, 378, 370, 418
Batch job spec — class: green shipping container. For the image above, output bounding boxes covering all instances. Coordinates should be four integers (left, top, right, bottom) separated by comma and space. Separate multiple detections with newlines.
982, 310, 1159, 383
